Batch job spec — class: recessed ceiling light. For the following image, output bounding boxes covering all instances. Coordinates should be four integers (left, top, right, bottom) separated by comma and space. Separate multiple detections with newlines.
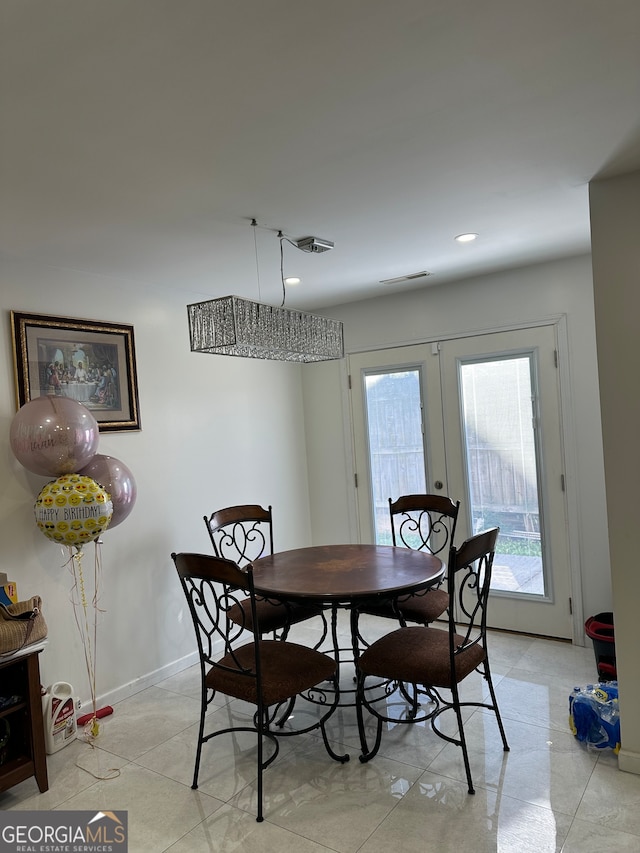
455, 233, 478, 243
284, 276, 301, 285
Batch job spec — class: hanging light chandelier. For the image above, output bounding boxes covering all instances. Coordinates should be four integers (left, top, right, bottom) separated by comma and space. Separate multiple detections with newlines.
187, 221, 344, 363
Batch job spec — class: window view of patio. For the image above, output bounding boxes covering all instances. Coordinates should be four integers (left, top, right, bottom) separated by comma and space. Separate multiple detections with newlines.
459, 356, 544, 596
364, 368, 426, 545
363, 356, 545, 596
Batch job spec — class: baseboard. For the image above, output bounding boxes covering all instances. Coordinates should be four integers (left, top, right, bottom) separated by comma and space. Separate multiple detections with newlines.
618, 747, 640, 776
76, 650, 199, 713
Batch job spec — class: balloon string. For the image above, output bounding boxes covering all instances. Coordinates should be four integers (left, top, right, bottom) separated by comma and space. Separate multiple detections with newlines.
91, 542, 102, 738
75, 548, 97, 736
66, 545, 101, 741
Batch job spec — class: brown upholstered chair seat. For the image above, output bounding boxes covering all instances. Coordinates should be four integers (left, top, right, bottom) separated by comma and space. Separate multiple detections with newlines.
358, 625, 485, 688
207, 640, 336, 706
361, 587, 449, 626
228, 598, 324, 635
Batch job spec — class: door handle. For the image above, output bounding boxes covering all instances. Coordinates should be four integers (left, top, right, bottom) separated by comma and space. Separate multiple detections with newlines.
434, 480, 443, 490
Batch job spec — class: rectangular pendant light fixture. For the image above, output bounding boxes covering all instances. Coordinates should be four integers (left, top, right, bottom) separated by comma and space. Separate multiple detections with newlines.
187, 295, 344, 363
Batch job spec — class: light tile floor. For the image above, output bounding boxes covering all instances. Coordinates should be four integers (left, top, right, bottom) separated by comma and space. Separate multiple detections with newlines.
2, 613, 638, 852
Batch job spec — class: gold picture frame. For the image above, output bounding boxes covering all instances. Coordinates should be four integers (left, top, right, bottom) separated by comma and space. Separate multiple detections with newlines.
10, 311, 141, 432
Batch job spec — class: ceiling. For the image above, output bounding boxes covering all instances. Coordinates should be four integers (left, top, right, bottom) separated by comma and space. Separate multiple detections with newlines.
2, 0, 640, 311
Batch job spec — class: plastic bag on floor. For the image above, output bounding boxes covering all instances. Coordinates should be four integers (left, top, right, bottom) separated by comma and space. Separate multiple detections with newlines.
569, 681, 620, 752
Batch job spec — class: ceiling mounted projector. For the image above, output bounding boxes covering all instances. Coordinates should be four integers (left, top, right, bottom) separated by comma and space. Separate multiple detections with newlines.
294, 236, 334, 253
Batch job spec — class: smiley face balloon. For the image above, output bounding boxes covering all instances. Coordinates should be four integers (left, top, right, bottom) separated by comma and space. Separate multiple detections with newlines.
34, 474, 113, 548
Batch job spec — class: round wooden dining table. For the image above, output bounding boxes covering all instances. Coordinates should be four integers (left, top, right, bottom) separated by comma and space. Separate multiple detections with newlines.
251, 543, 444, 706
250, 543, 444, 605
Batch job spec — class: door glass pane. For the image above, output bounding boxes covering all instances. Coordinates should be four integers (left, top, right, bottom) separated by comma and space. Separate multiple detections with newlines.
364, 369, 426, 544
460, 356, 545, 596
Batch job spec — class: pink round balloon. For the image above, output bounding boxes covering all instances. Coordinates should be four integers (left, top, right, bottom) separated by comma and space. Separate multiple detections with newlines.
78, 454, 137, 528
10, 396, 99, 477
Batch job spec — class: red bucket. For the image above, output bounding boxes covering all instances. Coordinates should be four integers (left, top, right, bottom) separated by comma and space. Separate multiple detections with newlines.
585, 612, 616, 680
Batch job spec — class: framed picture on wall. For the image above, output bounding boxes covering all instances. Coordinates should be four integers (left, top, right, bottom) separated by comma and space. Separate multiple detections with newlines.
10, 311, 141, 432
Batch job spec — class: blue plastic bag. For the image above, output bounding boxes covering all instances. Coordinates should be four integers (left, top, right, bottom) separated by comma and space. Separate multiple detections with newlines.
569, 682, 620, 752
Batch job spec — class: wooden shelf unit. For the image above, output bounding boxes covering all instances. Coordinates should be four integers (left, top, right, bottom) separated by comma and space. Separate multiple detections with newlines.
0, 649, 48, 793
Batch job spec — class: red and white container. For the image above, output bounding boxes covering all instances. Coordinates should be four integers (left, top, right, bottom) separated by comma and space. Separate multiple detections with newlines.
42, 682, 78, 754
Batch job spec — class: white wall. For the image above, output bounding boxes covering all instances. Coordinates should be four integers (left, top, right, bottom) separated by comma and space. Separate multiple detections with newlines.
303, 253, 611, 627
590, 169, 640, 774
0, 260, 311, 706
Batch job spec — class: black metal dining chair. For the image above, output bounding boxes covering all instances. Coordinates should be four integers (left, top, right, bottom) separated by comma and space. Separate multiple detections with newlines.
172, 551, 349, 822
355, 527, 509, 794
360, 494, 460, 627
204, 504, 326, 641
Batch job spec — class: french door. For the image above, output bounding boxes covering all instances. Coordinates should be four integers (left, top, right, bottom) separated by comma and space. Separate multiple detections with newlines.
349, 325, 572, 639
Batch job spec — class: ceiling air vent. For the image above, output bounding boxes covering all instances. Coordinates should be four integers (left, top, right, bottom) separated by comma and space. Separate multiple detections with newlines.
380, 270, 432, 285
294, 236, 335, 253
